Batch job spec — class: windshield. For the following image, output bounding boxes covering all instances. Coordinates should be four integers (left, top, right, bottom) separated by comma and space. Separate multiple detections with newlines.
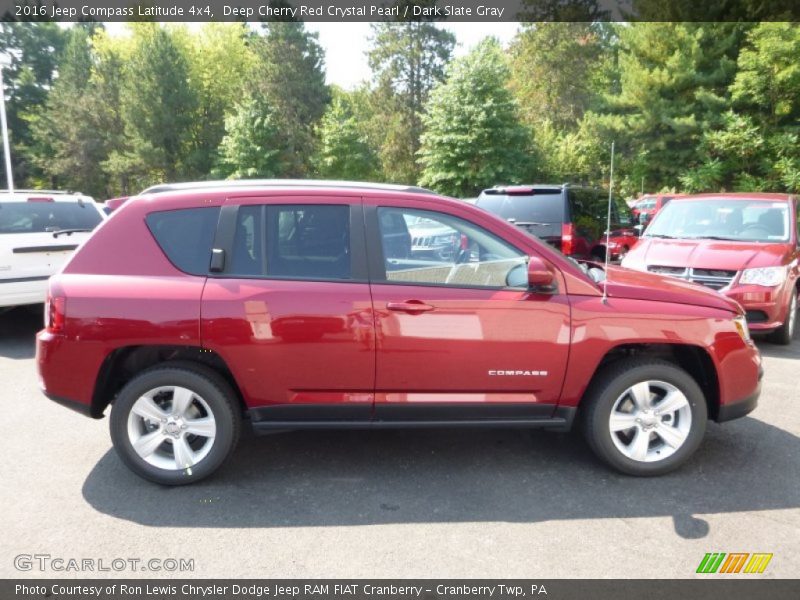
645, 199, 791, 243
476, 192, 564, 223
0, 201, 102, 234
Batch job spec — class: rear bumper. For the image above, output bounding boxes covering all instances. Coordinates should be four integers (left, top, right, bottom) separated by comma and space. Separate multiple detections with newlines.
36, 329, 101, 418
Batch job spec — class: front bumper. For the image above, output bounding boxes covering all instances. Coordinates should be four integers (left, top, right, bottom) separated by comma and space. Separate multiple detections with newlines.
726, 286, 788, 332
716, 365, 763, 422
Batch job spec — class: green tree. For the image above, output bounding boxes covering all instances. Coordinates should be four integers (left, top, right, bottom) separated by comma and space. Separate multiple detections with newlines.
418, 38, 529, 197
215, 93, 286, 178
682, 23, 800, 192
30, 26, 113, 197
183, 23, 257, 177
0, 22, 66, 186
314, 89, 381, 181
509, 22, 614, 129
368, 13, 455, 183
239, 22, 329, 178
598, 23, 749, 196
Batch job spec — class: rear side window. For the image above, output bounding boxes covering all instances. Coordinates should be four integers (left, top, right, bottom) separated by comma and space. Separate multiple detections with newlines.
476, 192, 564, 223
0, 201, 102, 234
229, 204, 351, 281
146, 207, 220, 275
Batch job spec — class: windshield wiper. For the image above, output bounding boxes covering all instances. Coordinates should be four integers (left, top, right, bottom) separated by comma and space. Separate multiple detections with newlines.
509, 220, 550, 226
684, 235, 741, 241
50, 228, 93, 238
645, 234, 679, 239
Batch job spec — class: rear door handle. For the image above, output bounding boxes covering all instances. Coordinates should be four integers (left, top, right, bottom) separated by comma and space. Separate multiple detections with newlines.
386, 300, 434, 313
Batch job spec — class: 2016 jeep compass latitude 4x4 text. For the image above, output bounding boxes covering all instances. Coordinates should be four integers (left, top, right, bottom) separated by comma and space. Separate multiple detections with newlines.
37, 181, 762, 485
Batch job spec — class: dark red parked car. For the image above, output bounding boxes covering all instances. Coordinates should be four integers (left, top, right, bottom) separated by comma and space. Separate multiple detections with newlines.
37, 181, 762, 484
623, 193, 800, 344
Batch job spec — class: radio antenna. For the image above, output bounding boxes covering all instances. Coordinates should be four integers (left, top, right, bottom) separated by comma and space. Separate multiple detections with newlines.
602, 141, 615, 304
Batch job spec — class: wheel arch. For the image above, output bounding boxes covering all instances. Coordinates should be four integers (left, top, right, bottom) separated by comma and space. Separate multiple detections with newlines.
580, 343, 720, 420
91, 345, 246, 418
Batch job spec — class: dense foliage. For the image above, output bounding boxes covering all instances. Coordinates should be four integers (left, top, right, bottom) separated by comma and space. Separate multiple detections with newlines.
1, 21, 798, 199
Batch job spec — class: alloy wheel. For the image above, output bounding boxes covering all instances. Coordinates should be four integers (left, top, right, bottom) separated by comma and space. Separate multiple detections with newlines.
126, 385, 217, 471
608, 380, 692, 462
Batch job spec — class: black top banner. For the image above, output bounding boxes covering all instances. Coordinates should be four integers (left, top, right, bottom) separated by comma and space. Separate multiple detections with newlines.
1, 0, 799, 22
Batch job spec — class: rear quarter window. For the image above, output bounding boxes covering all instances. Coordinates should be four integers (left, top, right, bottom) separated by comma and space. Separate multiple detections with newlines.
0, 201, 103, 234
146, 207, 220, 275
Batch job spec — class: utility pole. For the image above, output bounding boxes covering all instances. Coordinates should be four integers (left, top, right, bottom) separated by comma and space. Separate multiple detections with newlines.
0, 54, 14, 194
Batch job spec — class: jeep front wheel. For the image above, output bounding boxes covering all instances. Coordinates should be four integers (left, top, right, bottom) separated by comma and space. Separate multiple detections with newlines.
582, 359, 707, 476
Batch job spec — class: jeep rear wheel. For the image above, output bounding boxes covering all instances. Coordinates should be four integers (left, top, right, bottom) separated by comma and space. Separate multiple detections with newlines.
582, 359, 707, 476
110, 364, 240, 485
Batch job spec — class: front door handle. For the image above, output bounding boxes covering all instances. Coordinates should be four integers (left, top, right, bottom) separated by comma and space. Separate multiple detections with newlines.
386, 300, 434, 313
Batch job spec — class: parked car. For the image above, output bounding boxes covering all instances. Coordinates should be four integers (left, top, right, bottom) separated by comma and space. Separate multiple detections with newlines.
622, 193, 800, 344
37, 180, 762, 484
0, 190, 105, 309
475, 184, 636, 261
631, 193, 685, 222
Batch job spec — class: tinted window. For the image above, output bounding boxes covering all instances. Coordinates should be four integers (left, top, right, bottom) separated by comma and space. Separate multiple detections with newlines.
146, 207, 220, 275
0, 201, 102, 234
377, 207, 527, 288
229, 204, 351, 280
476, 191, 564, 223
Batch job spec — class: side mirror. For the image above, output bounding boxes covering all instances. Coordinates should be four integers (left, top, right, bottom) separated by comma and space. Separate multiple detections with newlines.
528, 256, 555, 290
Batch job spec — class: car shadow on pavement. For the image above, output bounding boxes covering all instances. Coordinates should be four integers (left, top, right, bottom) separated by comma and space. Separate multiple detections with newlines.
0, 306, 41, 360
82, 416, 800, 539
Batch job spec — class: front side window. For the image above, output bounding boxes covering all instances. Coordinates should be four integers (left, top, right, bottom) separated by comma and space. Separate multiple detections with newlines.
229, 204, 351, 280
377, 207, 527, 288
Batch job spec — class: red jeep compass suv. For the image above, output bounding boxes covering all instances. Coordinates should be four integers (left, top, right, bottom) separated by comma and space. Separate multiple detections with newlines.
622, 193, 800, 344
37, 181, 762, 485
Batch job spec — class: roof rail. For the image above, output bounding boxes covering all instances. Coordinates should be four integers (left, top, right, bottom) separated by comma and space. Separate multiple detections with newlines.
140, 179, 437, 196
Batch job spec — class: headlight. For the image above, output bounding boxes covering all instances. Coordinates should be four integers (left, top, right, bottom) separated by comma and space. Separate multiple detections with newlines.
739, 266, 787, 287
733, 315, 751, 342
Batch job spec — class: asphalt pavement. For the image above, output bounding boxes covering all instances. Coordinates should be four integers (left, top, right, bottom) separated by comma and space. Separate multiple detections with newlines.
0, 306, 797, 578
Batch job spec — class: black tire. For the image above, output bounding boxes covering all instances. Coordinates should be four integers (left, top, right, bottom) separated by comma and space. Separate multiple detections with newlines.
109, 362, 241, 485
768, 290, 797, 346
581, 358, 707, 476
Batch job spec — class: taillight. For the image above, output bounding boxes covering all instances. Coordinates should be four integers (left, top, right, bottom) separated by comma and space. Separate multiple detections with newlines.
46, 294, 66, 333
561, 223, 575, 255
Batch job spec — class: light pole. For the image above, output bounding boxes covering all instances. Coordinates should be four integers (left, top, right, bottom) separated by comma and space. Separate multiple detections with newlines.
0, 53, 13, 194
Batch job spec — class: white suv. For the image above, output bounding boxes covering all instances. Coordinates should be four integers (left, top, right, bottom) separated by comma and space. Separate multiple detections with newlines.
0, 190, 106, 308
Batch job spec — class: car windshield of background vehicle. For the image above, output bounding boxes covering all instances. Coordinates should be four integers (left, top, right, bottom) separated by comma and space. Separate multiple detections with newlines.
0, 202, 102, 234
645, 199, 791, 243
476, 191, 564, 223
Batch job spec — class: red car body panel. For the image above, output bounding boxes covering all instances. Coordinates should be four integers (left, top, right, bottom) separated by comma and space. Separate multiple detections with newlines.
623, 193, 800, 332
36, 184, 762, 426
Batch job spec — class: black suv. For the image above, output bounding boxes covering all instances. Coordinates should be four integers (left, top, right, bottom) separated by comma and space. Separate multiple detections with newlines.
475, 184, 635, 260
